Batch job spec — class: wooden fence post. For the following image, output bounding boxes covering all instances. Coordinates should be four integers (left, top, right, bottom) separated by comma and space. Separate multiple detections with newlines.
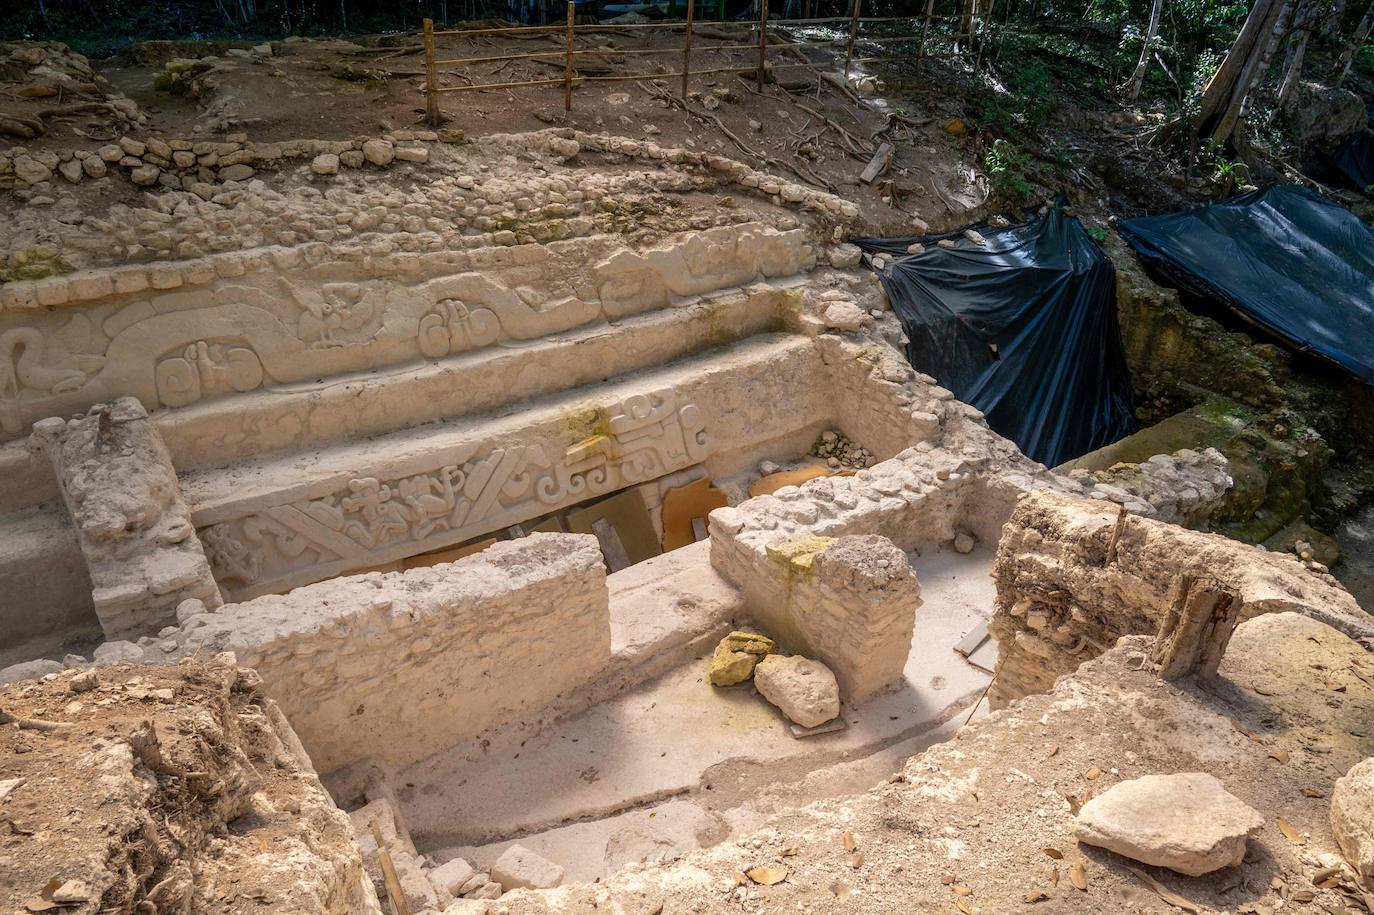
844, 0, 861, 77
757, 0, 768, 91
917, 0, 936, 68
422, 18, 439, 127
564, 1, 575, 111
974, 0, 996, 71
682, 0, 695, 100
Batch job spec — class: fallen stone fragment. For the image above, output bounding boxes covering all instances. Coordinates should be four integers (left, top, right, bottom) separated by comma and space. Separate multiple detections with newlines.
491, 843, 564, 891
0, 659, 62, 685
829, 243, 861, 268
906, 242, 926, 255
1074, 773, 1263, 876
754, 655, 841, 728
708, 631, 777, 687
430, 857, 477, 896
823, 301, 869, 333
953, 531, 977, 554
1332, 757, 1374, 881
362, 138, 395, 166
311, 153, 340, 175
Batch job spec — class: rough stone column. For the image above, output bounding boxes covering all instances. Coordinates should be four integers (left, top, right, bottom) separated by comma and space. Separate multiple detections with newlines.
751, 534, 921, 703
30, 397, 222, 640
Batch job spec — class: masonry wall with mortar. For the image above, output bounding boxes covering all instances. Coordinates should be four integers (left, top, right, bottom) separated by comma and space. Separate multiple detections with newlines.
987, 488, 1374, 707
130, 533, 608, 776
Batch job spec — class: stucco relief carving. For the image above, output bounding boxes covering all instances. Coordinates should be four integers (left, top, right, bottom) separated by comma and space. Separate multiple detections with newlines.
0, 318, 105, 434
416, 300, 501, 359
154, 340, 265, 407
202, 389, 711, 594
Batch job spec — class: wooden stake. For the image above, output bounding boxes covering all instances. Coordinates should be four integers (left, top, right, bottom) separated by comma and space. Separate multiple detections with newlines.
844, 0, 861, 77
917, 0, 936, 67
369, 819, 413, 915
422, 18, 439, 126
757, 0, 768, 91
682, 0, 695, 100
564, 1, 575, 111
974, 0, 996, 71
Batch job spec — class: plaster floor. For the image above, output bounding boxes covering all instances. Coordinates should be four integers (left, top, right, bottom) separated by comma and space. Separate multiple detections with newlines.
400, 544, 998, 882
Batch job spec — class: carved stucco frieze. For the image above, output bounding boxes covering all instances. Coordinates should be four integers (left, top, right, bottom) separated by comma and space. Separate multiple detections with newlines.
201, 388, 709, 596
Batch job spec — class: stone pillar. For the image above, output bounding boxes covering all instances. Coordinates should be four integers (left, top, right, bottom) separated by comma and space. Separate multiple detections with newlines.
30, 397, 222, 640
743, 534, 920, 703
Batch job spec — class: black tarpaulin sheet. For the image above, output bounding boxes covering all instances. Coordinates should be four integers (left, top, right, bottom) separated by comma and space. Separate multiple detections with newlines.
852, 205, 1137, 468
1326, 129, 1374, 192
1116, 185, 1374, 385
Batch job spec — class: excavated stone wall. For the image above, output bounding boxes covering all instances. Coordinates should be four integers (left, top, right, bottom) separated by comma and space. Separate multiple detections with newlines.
110, 533, 608, 775
987, 488, 1374, 706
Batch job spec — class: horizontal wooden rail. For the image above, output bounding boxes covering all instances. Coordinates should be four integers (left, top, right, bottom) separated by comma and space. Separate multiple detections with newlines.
421, 3, 988, 128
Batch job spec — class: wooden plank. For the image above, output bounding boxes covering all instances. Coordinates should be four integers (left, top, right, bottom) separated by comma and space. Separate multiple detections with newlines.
369, 819, 412, 915
860, 141, 894, 184
422, 18, 439, 126
661, 476, 727, 551
564, 1, 575, 112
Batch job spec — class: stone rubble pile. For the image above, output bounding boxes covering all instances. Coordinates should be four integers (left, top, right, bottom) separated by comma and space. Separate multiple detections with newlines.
1064, 447, 1235, 526
708, 630, 777, 687
810, 429, 874, 470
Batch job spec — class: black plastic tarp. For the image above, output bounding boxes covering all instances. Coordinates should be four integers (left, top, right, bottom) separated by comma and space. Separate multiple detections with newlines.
852, 205, 1137, 468
1116, 185, 1374, 386
1325, 129, 1374, 192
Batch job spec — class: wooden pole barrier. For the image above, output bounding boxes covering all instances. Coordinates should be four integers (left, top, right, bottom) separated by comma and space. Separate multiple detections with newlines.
844, 0, 861, 77
422, 18, 439, 126
917, 0, 936, 68
974, 0, 995, 70
564, 1, 575, 111
757, 0, 768, 91
682, 0, 695, 99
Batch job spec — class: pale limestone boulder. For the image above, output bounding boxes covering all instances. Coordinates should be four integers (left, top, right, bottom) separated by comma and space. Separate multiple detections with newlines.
1332, 757, 1374, 881
823, 301, 869, 333
828, 243, 861, 268
491, 844, 564, 891
430, 857, 476, 896
1074, 773, 1263, 876
311, 153, 340, 175
753, 655, 840, 728
0, 658, 62, 685
362, 139, 395, 166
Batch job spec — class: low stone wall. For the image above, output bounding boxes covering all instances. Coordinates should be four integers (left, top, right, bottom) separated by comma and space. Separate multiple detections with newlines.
987, 489, 1374, 707
719, 532, 920, 702
137, 533, 609, 775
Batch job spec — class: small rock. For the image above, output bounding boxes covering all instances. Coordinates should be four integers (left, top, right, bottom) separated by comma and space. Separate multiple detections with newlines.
176, 598, 206, 625
363, 139, 395, 166
823, 301, 869, 333
51, 880, 92, 904
709, 631, 777, 687
13, 157, 52, 185
0, 658, 63, 685
431, 857, 477, 896
953, 532, 976, 554
69, 669, 99, 693
469, 882, 503, 899
963, 229, 988, 245
394, 145, 429, 163
57, 159, 83, 183
311, 153, 340, 175
828, 243, 862, 269
906, 242, 926, 255
1074, 773, 1263, 876
491, 844, 563, 891
118, 136, 146, 157
218, 164, 254, 182
753, 655, 841, 728
1332, 757, 1374, 881
758, 460, 781, 476
93, 641, 144, 666
937, 239, 957, 249
457, 872, 489, 896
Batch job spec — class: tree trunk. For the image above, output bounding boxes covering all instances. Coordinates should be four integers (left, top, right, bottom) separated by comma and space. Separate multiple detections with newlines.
1277, 0, 1316, 106
1337, 0, 1374, 81
1122, 0, 1165, 102
1195, 0, 1289, 145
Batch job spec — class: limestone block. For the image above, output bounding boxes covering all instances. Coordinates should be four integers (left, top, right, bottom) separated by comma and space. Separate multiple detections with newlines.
0, 658, 63, 685
708, 631, 776, 687
1074, 773, 1263, 876
14, 157, 53, 185
490, 844, 564, 891
93, 641, 144, 666
218, 164, 254, 182
753, 654, 840, 727
430, 858, 477, 896
311, 153, 340, 175
828, 243, 861, 268
1332, 757, 1374, 881
362, 139, 395, 166
822, 301, 868, 333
